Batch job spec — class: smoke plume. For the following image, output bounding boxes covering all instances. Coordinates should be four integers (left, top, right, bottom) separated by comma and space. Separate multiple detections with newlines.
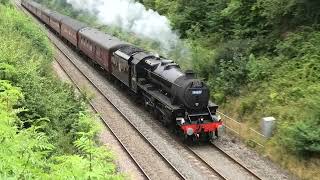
65, 0, 179, 50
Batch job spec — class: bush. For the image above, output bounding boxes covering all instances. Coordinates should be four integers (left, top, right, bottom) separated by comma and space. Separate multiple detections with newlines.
208, 40, 250, 97
246, 55, 274, 82
0, 0, 9, 5
279, 98, 320, 156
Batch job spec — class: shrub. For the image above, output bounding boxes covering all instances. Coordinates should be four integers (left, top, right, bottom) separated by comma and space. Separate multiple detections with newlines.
279, 99, 320, 156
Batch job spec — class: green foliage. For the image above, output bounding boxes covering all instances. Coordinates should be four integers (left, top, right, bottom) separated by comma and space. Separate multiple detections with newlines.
255, 0, 320, 26
0, 0, 9, 5
0, 5, 122, 179
279, 98, 320, 156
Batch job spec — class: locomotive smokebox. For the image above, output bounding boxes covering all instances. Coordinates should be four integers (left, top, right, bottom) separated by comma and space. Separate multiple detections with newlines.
146, 58, 210, 110
173, 75, 210, 110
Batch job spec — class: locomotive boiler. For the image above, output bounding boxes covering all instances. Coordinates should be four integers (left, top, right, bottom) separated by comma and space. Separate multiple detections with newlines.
146, 58, 210, 110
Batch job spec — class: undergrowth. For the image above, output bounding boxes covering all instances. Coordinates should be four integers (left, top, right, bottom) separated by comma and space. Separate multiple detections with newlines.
0, 4, 123, 179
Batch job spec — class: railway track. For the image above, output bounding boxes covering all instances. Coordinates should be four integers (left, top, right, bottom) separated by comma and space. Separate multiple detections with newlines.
185, 143, 262, 180
211, 144, 261, 180
14, 1, 185, 179
15, 1, 264, 179
53, 58, 150, 180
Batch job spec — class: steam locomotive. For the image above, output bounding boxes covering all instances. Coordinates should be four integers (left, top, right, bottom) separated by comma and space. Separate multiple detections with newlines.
22, 0, 224, 141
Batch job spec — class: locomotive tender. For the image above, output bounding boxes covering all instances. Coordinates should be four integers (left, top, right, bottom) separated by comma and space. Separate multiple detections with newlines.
21, 0, 224, 141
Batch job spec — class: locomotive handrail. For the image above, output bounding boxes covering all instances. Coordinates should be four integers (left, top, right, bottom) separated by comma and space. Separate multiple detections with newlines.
188, 112, 210, 116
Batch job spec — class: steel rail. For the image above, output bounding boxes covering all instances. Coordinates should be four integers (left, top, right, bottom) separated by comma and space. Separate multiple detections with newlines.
54, 57, 150, 180
184, 145, 227, 180
211, 143, 262, 180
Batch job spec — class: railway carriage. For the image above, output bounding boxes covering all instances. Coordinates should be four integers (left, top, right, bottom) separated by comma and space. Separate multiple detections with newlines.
78, 27, 128, 73
60, 17, 87, 47
49, 12, 66, 35
22, 1, 42, 21
40, 7, 52, 25
27, 1, 38, 15
34, 2, 42, 19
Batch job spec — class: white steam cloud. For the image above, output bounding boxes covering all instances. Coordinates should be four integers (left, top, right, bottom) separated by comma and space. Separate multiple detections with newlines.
66, 0, 179, 50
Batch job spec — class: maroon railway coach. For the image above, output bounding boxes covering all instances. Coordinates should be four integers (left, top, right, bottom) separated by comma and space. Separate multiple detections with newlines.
40, 7, 52, 25
26, 1, 38, 15
49, 12, 66, 35
78, 28, 128, 73
34, 2, 42, 18
60, 17, 87, 47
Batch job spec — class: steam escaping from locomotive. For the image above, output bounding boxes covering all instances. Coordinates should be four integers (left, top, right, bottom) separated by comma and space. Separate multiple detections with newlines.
65, 0, 179, 51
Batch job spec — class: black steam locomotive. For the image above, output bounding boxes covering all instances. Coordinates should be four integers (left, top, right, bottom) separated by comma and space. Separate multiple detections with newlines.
114, 47, 224, 141
22, 0, 224, 141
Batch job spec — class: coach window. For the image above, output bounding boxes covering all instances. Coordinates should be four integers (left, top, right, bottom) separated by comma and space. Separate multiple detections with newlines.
96, 47, 101, 57
89, 41, 92, 51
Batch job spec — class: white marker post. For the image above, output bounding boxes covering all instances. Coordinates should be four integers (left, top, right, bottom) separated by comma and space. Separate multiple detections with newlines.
261, 117, 276, 138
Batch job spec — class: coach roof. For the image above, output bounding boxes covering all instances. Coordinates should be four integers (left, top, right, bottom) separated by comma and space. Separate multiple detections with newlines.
61, 17, 88, 31
40, 7, 52, 16
29, 1, 42, 9
50, 11, 67, 21
79, 28, 129, 51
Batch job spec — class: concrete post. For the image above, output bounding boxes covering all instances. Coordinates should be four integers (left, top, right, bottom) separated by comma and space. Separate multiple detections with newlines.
261, 117, 276, 138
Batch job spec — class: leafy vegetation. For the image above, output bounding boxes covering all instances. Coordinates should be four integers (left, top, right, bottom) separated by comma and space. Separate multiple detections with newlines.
138, 0, 320, 178
32, 0, 320, 178
0, 4, 122, 179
